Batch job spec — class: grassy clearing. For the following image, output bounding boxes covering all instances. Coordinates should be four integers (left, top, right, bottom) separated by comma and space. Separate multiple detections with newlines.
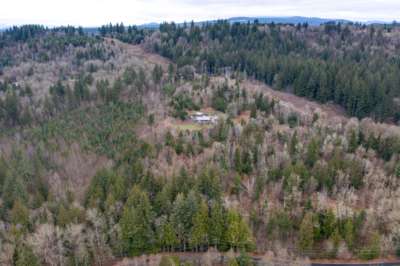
172, 123, 210, 132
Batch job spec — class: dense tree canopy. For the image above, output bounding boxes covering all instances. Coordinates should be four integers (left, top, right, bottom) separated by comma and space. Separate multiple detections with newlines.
137, 21, 400, 122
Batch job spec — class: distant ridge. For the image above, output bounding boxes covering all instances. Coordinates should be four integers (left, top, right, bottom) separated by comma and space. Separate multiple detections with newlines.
0, 16, 395, 32
227, 16, 351, 25
138, 16, 355, 29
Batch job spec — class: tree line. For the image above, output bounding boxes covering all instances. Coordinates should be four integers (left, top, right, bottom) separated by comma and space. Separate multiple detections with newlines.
130, 20, 400, 122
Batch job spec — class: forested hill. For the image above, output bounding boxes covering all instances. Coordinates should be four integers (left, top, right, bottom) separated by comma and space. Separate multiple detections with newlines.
1, 24, 400, 266
100, 20, 400, 123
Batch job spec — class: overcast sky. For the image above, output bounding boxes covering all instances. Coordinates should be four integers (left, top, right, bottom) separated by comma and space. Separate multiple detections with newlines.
1, 0, 399, 27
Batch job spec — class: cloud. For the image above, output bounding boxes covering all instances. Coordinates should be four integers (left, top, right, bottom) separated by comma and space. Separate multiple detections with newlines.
0, 0, 399, 26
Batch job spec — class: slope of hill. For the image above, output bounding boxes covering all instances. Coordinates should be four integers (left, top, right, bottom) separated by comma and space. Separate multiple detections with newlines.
133, 21, 400, 122
0, 24, 400, 266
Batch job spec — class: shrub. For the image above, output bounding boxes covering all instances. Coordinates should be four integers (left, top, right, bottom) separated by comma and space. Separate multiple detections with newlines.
287, 112, 299, 128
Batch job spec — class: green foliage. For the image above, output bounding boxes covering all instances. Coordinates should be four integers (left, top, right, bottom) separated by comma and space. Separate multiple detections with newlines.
31, 102, 143, 158
210, 119, 230, 142
228, 258, 240, 266
397, 246, 400, 258
2, 22, 398, 262
2, 173, 28, 210
3, 90, 20, 126
123, 66, 137, 85
348, 129, 359, 153
254, 93, 272, 114
159, 256, 178, 266
358, 232, 380, 260
158, 218, 179, 252
266, 210, 293, 240
343, 219, 355, 251
99, 23, 145, 44
225, 209, 254, 251
362, 134, 400, 162
152, 65, 163, 84
56, 204, 84, 227
0, 149, 48, 212
136, 67, 147, 91
287, 113, 299, 128
208, 201, 226, 249
10, 199, 29, 229
151, 21, 400, 121
171, 191, 199, 251
170, 93, 198, 120
319, 209, 336, 239
13, 244, 40, 266
163, 83, 176, 96
236, 252, 255, 266
211, 84, 230, 112
73, 75, 91, 103
298, 212, 315, 254
250, 104, 257, 119
305, 138, 320, 168
348, 159, 364, 189
196, 168, 221, 200
289, 131, 298, 156
120, 186, 155, 256
234, 148, 253, 175
85, 169, 129, 212
396, 163, 400, 177
189, 200, 209, 250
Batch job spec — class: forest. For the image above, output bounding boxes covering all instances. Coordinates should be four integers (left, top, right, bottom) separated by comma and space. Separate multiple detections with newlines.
101, 20, 400, 122
0, 23, 399, 266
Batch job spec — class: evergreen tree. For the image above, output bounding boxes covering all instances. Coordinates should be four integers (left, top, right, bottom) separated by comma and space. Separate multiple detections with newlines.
14, 244, 40, 266
152, 65, 163, 85
196, 168, 221, 200
190, 200, 209, 251
289, 131, 298, 156
159, 219, 179, 252
10, 199, 29, 230
120, 186, 155, 256
305, 138, 319, 168
298, 212, 314, 254
123, 66, 137, 85
348, 130, 359, 153
225, 209, 253, 251
4, 91, 19, 126
343, 219, 355, 251
171, 191, 199, 251
2, 174, 28, 209
209, 201, 226, 250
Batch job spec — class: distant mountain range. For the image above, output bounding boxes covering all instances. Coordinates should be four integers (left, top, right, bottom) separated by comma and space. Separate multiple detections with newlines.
137, 16, 394, 29
227, 16, 351, 25
0, 16, 395, 31
137, 16, 349, 29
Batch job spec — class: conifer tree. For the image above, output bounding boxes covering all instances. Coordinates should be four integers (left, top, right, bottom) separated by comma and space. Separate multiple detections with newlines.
225, 209, 253, 251
298, 212, 314, 254
120, 186, 155, 256
190, 200, 209, 251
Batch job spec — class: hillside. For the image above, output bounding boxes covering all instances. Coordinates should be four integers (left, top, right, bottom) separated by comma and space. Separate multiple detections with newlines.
130, 21, 400, 122
0, 24, 400, 266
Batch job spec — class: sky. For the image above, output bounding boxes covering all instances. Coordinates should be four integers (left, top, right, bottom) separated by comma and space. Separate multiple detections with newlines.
0, 0, 399, 27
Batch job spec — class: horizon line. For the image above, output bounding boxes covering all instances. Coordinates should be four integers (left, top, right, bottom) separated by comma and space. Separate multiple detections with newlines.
0, 15, 398, 29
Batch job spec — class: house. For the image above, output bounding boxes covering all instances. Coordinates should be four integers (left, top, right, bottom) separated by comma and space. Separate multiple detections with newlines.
191, 112, 218, 124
